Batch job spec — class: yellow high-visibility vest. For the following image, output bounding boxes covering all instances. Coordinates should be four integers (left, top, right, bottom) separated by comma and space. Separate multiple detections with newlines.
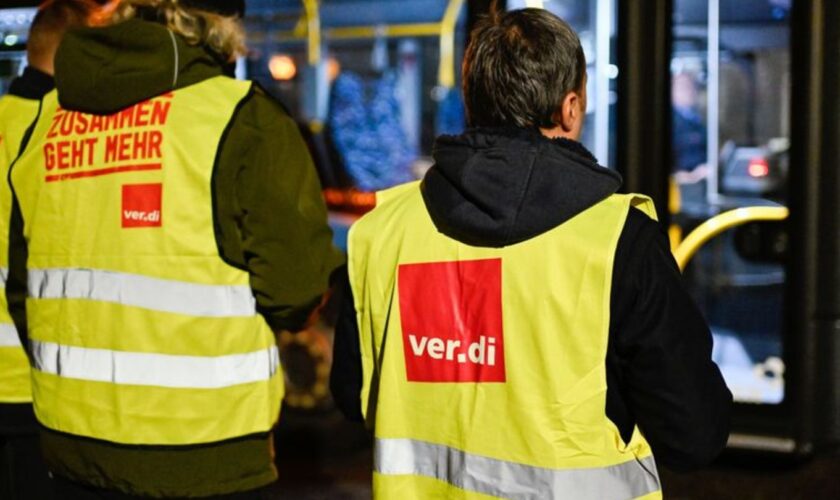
348, 181, 663, 499
10, 76, 283, 445
0, 94, 39, 403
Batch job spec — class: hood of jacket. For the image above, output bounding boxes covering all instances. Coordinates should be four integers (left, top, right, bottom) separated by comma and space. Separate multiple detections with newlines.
421, 127, 622, 247
54, 19, 229, 114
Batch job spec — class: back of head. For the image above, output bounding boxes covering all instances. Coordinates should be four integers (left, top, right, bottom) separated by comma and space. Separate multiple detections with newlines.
27, 0, 98, 75
108, 0, 247, 62
462, 8, 586, 129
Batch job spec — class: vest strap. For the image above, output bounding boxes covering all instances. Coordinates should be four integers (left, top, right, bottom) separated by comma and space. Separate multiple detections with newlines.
31, 339, 280, 389
375, 438, 661, 500
28, 268, 257, 318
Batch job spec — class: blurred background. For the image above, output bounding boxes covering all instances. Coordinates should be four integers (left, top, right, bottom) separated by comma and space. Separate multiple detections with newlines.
3, 0, 840, 498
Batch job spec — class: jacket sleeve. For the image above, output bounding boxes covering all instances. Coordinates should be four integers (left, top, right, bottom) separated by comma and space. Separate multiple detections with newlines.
329, 266, 364, 421
214, 90, 344, 332
6, 197, 29, 359
6, 108, 39, 361
611, 209, 733, 471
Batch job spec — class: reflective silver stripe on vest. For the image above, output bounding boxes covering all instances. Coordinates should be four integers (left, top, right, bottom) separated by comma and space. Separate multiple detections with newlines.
28, 268, 256, 318
0, 323, 20, 347
0, 267, 8, 287
31, 339, 279, 389
375, 438, 661, 500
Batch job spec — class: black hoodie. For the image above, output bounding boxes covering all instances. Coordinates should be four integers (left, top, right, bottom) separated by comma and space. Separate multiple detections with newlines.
331, 128, 732, 472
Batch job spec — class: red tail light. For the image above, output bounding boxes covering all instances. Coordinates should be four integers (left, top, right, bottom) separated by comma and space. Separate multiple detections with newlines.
748, 158, 770, 177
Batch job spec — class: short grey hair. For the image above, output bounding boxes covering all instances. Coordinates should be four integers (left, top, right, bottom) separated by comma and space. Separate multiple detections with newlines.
463, 8, 587, 128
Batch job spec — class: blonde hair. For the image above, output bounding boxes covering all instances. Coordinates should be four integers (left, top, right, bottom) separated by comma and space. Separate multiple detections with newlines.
107, 0, 246, 61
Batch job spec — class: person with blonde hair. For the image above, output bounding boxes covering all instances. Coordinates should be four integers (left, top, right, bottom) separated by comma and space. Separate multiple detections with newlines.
7, 0, 343, 497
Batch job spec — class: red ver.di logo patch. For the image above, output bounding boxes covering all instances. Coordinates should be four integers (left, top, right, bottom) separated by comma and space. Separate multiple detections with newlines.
398, 258, 505, 383
122, 183, 162, 228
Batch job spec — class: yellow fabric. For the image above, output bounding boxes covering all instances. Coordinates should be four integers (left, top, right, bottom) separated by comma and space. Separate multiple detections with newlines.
32, 370, 282, 446
28, 299, 276, 356
0, 94, 39, 403
10, 76, 283, 445
349, 182, 661, 499
373, 473, 500, 500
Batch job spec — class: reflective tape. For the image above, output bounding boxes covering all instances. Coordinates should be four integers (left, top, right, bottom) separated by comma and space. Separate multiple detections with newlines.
28, 268, 256, 318
375, 438, 661, 500
31, 340, 280, 389
0, 323, 20, 347
0, 267, 8, 286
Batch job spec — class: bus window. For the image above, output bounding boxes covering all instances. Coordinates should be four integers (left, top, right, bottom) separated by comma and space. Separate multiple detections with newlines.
244, 1, 617, 193
243, 0, 469, 192
0, 8, 36, 96
671, 0, 791, 405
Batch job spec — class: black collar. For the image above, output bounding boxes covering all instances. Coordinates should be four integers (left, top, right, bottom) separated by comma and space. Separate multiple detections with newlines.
9, 66, 55, 100
423, 126, 622, 247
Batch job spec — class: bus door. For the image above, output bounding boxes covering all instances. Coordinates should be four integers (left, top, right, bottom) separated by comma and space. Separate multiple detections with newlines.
660, 0, 840, 455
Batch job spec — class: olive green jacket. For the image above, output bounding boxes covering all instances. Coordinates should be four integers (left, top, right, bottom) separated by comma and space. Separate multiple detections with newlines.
6, 19, 343, 497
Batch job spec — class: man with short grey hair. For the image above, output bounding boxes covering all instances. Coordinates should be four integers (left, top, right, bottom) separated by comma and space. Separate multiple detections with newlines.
332, 8, 731, 499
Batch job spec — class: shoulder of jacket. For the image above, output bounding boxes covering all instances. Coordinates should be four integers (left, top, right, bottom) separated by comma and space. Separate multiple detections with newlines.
247, 81, 293, 117
224, 86, 299, 139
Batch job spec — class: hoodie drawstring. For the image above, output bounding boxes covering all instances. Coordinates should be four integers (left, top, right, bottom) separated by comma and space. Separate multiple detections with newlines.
167, 29, 179, 88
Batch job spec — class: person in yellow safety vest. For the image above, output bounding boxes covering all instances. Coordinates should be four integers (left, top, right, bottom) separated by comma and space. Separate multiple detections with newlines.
331, 8, 732, 500
7, 0, 343, 497
0, 2, 96, 498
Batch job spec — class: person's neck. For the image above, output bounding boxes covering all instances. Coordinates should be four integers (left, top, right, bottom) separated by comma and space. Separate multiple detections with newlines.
26, 59, 54, 77
538, 124, 580, 141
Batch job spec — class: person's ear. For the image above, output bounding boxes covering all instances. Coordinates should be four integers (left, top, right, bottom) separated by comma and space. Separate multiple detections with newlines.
558, 91, 582, 133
